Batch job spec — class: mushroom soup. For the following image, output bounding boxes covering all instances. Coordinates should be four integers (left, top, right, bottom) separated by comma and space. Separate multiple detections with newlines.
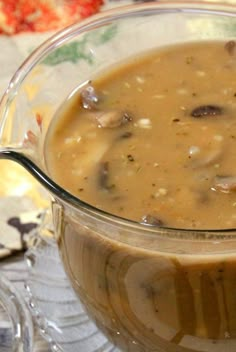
46, 40, 236, 230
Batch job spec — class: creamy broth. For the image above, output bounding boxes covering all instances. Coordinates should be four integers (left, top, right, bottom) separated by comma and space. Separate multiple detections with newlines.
46, 41, 236, 230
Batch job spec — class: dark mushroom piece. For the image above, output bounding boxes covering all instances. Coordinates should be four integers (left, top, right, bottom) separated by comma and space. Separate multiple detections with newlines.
191, 105, 223, 118
141, 214, 164, 227
80, 84, 99, 110
213, 175, 236, 193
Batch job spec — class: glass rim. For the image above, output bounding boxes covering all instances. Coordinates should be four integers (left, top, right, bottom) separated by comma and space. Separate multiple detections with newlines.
1, 1, 236, 240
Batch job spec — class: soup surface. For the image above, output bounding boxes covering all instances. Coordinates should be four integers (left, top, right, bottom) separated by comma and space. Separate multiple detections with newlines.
46, 40, 236, 230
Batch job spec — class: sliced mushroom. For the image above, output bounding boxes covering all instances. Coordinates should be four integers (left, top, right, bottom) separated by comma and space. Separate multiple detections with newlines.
213, 175, 236, 193
94, 110, 132, 129
80, 84, 99, 110
225, 40, 236, 56
141, 214, 163, 227
71, 126, 111, 180
98, 161, 115, 191
191, 105, 223, 118
190, 149, 222, 168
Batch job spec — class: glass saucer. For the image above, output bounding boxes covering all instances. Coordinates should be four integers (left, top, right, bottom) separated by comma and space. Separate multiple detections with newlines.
25, 212, 120, 352
0, 274, 34, 352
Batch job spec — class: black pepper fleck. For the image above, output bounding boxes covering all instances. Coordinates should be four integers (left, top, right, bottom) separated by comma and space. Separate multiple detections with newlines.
127, 154, 135, 162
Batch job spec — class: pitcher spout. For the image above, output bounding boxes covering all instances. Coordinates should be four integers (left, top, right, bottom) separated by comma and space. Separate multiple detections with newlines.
0, 148, 62, 202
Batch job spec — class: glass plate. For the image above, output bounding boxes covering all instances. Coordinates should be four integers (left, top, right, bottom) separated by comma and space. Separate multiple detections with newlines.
25, 212, 120, 352
0, 274, 34, 352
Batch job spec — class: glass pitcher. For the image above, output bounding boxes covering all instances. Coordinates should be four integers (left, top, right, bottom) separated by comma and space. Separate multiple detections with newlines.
1, 2, 236, 351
